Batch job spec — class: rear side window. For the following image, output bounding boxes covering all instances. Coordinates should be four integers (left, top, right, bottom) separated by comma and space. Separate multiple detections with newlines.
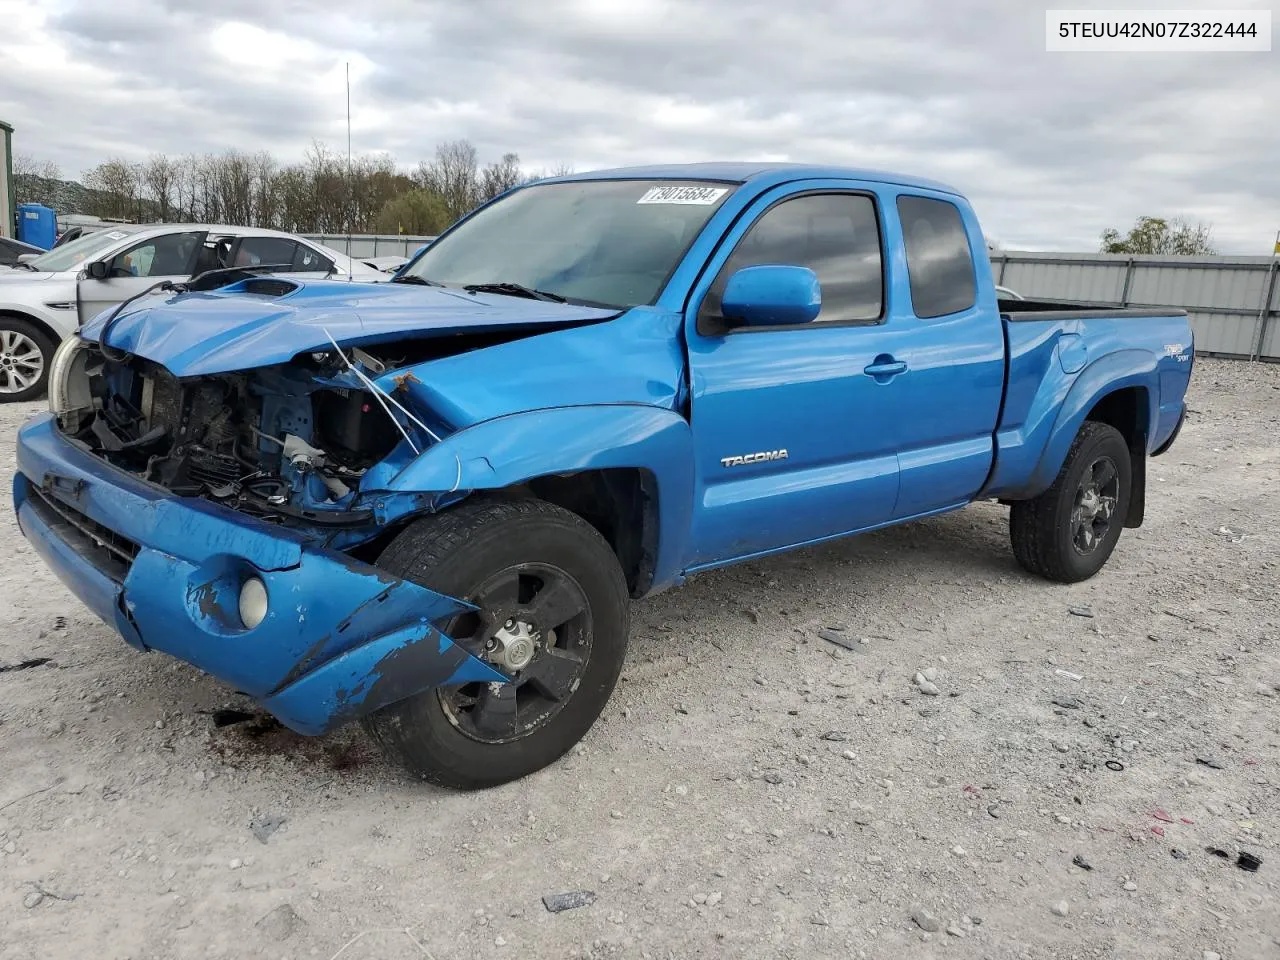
706, 193, 884, 325
234, 237, 299, 269
292, 245, 332, 272
897, 196, 976, 318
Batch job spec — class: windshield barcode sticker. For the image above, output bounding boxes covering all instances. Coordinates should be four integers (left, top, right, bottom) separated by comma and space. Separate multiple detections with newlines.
637, 186, 728, 205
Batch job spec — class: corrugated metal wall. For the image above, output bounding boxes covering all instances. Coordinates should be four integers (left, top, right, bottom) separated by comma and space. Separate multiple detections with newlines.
993, 251, 1280, 360
303, 234, 436, 258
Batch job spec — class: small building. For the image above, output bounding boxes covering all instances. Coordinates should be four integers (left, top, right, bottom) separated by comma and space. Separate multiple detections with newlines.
0, 119, 13, 239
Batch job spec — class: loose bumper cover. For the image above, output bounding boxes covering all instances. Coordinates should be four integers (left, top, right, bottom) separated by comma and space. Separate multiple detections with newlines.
13, 413, 505, 735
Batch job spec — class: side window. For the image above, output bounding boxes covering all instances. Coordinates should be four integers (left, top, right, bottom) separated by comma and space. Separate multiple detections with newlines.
233, 237, 299, 270
109, 232, 202, 278
292, 244, 333, 273
704, 193, 883, 327
897, 196, 977, 319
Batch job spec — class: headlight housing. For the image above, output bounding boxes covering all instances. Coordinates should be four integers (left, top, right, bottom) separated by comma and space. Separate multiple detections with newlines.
47, 336, 92, 415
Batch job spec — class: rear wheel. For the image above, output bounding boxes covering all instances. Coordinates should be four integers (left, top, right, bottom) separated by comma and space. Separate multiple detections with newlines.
0, 318, 55, 403
362, 497, 629, 789
1009, 421, 1132, 583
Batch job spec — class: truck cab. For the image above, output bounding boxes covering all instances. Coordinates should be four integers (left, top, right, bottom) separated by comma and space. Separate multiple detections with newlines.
673, 174, 1007, 564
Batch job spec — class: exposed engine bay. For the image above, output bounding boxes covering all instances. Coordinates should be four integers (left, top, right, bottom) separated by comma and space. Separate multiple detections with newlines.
54, 341, 430, 530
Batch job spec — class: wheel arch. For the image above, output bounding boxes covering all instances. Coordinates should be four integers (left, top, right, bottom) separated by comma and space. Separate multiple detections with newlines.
0, 308, 63, 348
522, 468, 660, 597
1008, 349, 1159, 502
1083, 385, 1150, 527
379, 404, 695, 596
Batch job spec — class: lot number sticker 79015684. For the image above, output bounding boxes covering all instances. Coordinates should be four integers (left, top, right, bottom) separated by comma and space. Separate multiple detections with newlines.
637, 185, 728, 205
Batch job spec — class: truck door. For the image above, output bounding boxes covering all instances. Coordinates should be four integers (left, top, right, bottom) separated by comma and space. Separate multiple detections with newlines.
884, 193, 1005, 518
77, 230, 207, 326
683, 184, 906, 568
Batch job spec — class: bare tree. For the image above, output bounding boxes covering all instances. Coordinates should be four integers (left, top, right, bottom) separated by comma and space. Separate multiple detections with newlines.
142, 154, 178, 222
13, 153, 61, 182
210, 151, 256, 225
82, 158, 143, 220
11, 153, 64, 207
297, 141, 348, 233
274, 166, 311, 233
349, 153, 410, 232
417, 140, 480, 224
250, 151, 279, 228
479, 152, 524, 202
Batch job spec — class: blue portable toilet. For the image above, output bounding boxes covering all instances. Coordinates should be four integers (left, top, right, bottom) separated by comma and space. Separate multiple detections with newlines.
16, 203, 57, 250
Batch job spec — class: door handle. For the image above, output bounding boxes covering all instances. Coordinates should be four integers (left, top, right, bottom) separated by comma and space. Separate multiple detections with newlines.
863, 355, 908, 381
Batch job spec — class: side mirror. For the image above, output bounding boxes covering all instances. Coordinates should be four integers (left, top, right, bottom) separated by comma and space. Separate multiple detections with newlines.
85, 261, 110, 280
721, 264, 821, 327
16, 253, 39, 264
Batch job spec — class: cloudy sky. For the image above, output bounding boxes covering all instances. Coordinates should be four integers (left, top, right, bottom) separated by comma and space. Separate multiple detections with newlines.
1, 0, 1276, 252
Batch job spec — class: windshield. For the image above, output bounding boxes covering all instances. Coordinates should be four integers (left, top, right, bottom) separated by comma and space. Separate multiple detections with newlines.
402, 179, 735, 307
29, 229, 135, 272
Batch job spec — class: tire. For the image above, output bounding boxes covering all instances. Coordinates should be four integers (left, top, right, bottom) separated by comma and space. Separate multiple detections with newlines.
1009, 421, 1132, 583
362, 497, 630, 789
0, 318, 56, 403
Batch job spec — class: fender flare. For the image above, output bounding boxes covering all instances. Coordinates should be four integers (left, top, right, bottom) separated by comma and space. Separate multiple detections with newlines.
381, 404, 696, 591
1023, 349, 1158, 497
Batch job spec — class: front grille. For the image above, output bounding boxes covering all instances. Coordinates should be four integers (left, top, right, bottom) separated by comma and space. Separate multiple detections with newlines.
24, 482, 140, 584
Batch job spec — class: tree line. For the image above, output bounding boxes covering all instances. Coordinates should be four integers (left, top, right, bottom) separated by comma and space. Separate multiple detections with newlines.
15, 145, 1221, 255
13, 139, 573, 236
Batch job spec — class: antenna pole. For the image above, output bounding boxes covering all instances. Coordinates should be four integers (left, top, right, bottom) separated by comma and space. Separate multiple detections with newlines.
346, 61, 353, 282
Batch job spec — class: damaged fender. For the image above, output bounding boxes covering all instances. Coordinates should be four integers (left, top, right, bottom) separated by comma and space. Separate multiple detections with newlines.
371, 404, 696, 592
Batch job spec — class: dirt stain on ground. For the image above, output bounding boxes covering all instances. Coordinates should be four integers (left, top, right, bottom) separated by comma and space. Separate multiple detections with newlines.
207, 709, 378, 771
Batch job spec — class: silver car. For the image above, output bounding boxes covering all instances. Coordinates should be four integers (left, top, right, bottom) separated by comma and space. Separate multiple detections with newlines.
0, 225, 385, 402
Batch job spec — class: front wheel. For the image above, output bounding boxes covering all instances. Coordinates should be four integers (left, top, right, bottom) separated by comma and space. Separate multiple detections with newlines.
362, 497, 630, 789
0, 319, 55, 403
1009, 421, 1132, 583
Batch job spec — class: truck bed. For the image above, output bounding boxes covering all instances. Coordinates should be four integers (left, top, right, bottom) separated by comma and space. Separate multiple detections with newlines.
984, 301, 1193, 500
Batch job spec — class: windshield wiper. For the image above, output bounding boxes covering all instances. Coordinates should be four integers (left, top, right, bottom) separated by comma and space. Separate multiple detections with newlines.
390, 274, 444, 287
464, 282, 566, 303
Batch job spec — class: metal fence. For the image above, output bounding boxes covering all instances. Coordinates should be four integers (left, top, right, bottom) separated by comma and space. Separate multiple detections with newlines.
991, 251, 1280, 360
303, 234, 436, 259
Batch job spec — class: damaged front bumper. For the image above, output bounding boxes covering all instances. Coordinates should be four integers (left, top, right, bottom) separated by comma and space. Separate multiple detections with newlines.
13, 413, 505, 735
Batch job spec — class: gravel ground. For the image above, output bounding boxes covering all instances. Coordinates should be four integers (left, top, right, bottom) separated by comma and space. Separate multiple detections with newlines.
0, 358, 1277, 960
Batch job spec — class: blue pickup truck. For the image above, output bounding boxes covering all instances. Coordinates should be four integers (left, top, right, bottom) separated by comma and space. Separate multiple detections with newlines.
14, 163, 1192, 788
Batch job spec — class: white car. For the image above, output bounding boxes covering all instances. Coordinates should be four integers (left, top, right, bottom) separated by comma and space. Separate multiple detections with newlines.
362, 254, 410, 274
0, 225, 385, 402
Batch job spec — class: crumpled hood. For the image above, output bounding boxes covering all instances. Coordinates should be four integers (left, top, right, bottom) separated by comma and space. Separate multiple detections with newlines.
79, 278, 619, 376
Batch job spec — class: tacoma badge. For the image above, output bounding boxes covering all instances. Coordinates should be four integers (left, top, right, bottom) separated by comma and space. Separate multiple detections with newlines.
720, 449, 789, 468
